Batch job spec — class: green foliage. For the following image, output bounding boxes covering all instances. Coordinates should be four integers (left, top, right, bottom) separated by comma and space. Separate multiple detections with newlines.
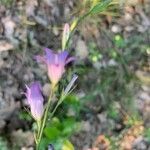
114, 35, 125, 48
144, 128, 150, 142
39, 138, 74, 150
64, 95, 81, 115
0, 137, 8, 150
0, 0, 12, 7
107, 103, 119, 119
68, 0, 112, 47
19, 111, 32, 122
125, 115, 142, 127
89, 0, 112, 15
75, 32, 149, 150
113, 34, 148, 64
39, 116, 80, 150
44, 126, 61, 140
44, 117, 80, 139
88, 42, 103, 62
79, 32, 149, 119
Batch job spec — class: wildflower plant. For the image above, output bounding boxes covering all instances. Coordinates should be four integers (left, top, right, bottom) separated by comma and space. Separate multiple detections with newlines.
24, 24, 78, 149
23, 0, 112, 149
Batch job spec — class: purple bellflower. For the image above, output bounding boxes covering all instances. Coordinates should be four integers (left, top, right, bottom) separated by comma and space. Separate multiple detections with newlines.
25, 82, 44, 121
36, 48, 74, 86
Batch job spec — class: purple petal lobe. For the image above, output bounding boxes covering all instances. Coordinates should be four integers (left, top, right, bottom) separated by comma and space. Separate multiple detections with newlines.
44, 48, 55, 64
66, 56, 76, 64
58, 51, 68, 64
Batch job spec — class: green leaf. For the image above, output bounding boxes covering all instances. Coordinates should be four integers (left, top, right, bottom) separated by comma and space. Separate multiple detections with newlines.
50, 117, 61, 128
62, 140, 74, 150
89, 0, 112, 15
64, 95, 81, 115
39, 138, 50, 150
44, 126, 61, 140
114, 35, 125, 48
62, 118, 76, 136
19, 111, 32, 121
65, 95, 80, 106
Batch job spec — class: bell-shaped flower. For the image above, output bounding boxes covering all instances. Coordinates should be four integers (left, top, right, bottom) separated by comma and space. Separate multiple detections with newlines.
36, 48, 75, 86
25, 82, 44, 121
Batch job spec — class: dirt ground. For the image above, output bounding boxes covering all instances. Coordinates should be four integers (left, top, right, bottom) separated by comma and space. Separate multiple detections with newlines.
0, 0, 150, 149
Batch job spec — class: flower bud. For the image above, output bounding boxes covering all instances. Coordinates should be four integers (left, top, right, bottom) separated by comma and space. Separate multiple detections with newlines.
25, 82, 44, 121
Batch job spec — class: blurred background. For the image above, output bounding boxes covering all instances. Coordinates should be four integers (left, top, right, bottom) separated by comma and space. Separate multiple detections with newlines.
0, 0, 150, 149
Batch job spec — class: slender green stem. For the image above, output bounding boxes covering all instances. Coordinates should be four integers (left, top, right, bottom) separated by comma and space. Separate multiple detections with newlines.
50, 100, 62, 119
49, 93, 67, 120
36, 120, 41, 140
65, 11, 90, 49
36, 86, 54, 150
66, 0, 112, 49
36, 142, 39, 150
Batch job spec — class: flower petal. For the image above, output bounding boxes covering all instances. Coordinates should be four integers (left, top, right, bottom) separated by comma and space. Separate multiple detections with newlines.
44, 47, 55, 64
30, 82, 43, 102
65, 56, 76, 64
58, 51, 68, 64
30, 99, 44, 120
25, 82, 44, 120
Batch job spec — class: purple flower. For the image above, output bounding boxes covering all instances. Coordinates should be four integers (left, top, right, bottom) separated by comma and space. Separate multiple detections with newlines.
25, 82, 44, 121
36, 48, 75, 86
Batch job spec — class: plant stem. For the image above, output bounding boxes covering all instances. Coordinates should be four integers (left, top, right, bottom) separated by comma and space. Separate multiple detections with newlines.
36, 142, 39, 150
50, 100, 61, 119
65, 11, 90, 49
36, 86, 54, 150
66, 0, 111, 49
36, 120, 41, 141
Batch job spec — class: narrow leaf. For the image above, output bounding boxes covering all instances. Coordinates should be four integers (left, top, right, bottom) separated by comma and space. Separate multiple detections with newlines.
89, 0, 112, 15
62, 23, 70, 50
